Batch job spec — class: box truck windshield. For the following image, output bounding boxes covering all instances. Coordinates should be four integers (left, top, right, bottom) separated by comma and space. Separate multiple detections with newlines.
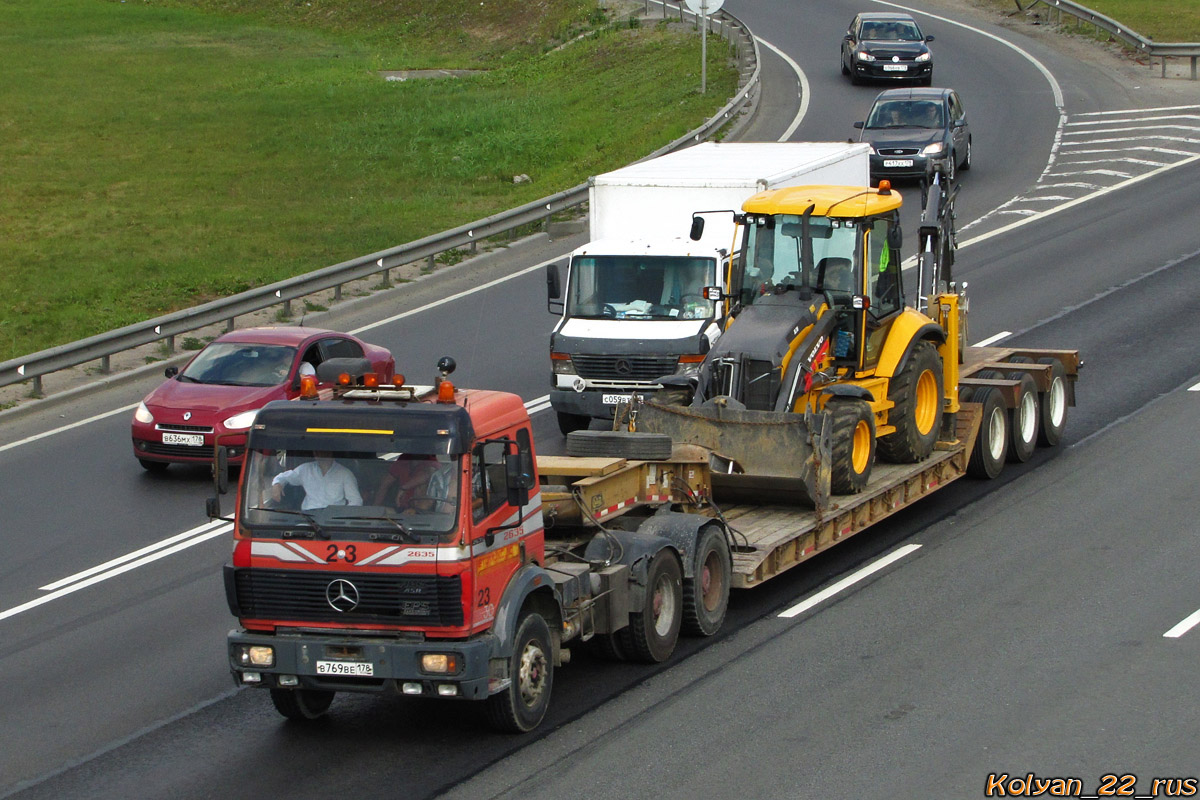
567, 255, 715, 321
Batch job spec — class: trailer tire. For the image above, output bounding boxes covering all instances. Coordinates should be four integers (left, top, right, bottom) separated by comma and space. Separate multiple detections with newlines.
486, 612, 554, 733
270, 688, 335, 721
555, 410, 591, 436
1004, 367, 1039, 463
682, 524, 731, 637
1036, 357, 1069, 447
828, 399, 876, 494
967, 385, 1008, 479
878, 341, 943, 464
619, 549, 683, 662
565, 430, 673, 461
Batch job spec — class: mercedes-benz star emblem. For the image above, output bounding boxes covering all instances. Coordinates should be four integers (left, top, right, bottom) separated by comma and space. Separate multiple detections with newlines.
326, 579, 360, 612
614, 358, 633, 376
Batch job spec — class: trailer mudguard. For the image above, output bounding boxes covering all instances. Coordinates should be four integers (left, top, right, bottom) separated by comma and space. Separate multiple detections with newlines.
583, 528, 677, 611
630, 509, 724, 581
873, 311, 946, 378
489, 563, 563, 661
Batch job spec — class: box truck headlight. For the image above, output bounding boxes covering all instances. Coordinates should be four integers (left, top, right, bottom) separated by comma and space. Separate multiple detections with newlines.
676, 354, 706, 376
550, 352, 577, 375
421, 653, 462, 674
237, 645, 275, 668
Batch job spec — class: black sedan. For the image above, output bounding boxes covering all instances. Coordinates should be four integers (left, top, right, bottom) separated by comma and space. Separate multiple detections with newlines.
854, 87, 972, 182
841, 12, 934, 86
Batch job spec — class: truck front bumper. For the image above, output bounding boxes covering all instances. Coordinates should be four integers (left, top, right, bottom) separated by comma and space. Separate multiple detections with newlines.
228, 629, 498, 700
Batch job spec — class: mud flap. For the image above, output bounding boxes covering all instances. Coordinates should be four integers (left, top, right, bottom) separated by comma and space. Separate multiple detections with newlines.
634, 399, 832, 510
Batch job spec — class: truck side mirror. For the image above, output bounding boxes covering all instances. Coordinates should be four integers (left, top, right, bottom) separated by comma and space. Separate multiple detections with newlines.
689, 216, 705, 241
546, 263, 564, 315
504, 451, 534, 508
213, 445, 229, 495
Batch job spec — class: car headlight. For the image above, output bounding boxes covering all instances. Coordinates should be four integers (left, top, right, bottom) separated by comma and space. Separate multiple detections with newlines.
134, 402, 155, 424
922, 142, 946, 156
856, 50, 876, 62
223, 409, 259, 430
915, 51, 932, 62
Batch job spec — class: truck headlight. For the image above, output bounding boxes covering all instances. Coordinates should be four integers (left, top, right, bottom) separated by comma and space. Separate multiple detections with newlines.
420, 653, 461, 674
134, 402, 155, 424
223, 409, 258, 430
237, 645, 275, 667
550, 353, 577, 375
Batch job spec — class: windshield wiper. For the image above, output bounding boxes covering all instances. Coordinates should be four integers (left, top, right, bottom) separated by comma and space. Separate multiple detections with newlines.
335, 513, 419, 544
249, 506, 330, 539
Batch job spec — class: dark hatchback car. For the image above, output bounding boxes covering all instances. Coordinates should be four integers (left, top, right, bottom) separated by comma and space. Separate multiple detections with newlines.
854, 87, 971, 182
841, 12, 934, 85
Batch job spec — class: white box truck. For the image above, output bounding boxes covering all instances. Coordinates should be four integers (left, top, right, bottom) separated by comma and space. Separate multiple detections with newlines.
546, 141, 871, 435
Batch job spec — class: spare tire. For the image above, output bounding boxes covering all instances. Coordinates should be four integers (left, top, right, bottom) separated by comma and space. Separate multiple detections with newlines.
565, 430, 674, 460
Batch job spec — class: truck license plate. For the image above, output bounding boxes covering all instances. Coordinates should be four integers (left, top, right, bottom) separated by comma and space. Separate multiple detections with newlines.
162, 432, 204, 446
602, 394, 632, 405
883, 159, 914, 168
883, 64, 907, 72
316, 660, 374, 677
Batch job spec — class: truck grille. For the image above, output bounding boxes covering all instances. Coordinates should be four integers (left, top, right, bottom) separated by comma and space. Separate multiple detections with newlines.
233, 568, 464, 627
572, 355, 678, 381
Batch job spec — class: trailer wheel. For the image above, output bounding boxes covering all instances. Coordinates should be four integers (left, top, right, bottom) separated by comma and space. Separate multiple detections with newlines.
878, 340, 943, 463
565, 430, 673, 460
270, 688, 335, 721
682, 524, 731, 637
1036, 357, 1069, 447
966, 385, 1008, 479
619, 549, 683, 662
486, 612, 553, 733
1004, 367, 1039, 463
555, 410, 591, 436
828, 399, 876, 494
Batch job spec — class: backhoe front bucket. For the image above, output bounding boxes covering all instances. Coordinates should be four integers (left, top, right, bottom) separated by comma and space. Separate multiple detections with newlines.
633, 399, 832, 510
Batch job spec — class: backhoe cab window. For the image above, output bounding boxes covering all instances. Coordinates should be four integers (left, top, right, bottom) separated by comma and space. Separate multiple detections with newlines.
241, 448, 461, 541
866, 217, 902, 318
737, 216, 859, 307
566, 256, 715, 320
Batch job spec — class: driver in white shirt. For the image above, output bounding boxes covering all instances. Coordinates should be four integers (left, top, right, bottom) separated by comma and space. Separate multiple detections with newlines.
270, 451, 362, 510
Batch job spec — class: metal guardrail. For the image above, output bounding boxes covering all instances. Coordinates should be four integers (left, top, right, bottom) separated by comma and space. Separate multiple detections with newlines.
0, 5, 761, 395
1033, 0, 1200, 79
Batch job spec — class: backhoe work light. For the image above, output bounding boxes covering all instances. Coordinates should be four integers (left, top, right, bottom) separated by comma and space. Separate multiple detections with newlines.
877, 180, 892, 195
420, 653, 461, 674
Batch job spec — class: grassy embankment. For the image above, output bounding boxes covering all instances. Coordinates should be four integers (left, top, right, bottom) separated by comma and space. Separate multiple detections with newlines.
0, 0, 738, 361
979, 0, 1200, 41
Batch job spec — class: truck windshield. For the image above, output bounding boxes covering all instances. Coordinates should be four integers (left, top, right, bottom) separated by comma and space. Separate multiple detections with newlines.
240, 449, 461, 542
566, 256, 715, 320
737, 216, 859, 307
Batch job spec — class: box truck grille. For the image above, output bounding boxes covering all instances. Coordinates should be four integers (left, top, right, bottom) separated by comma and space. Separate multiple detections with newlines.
571, 355, 679, 381
234, 569, 463, 627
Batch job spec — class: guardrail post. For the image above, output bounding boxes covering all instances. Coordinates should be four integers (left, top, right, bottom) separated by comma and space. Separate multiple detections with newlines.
100, 355, 111, 374
334, 284, 343, 302
282, 299, 292, 318
1192, 56, 1197, 79
32, 375, 42, 397
1162, 57, 1167, 78
166, 335, 175, 355
225, 318, 235, 332
426, 254, 435, 272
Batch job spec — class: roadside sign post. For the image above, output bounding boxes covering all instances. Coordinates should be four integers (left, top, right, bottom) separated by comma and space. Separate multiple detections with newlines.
683, 0, 724, 94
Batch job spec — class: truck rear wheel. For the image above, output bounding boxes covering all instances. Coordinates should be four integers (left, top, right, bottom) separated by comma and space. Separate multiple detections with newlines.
270, 688, 335, 721
486, 612, 554, 733
966, 385, 1008, 479
620, 550, 683, 662
556, 410, 591, 436
1036, 357, 1068, 447
682, 524, 731, 637
828, 399, 875, 494
565, 430, 673, 460
878, 341, 943, 464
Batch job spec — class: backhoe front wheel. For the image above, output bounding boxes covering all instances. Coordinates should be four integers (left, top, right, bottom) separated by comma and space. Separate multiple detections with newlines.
878, 341, 943, 463
486, 612, 554, 733
829, 399, 876, 494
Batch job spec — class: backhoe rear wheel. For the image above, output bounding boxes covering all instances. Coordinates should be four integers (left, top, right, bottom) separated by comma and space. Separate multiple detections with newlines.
828, 399, 876, 494
878, 341, 943, 463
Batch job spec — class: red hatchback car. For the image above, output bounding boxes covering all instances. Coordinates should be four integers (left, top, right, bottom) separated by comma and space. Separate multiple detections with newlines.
131, 327, 394, 472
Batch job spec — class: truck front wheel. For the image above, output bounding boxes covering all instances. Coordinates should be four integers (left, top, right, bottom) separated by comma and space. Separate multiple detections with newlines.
620, 550, 683, 662
486, 612, 554, 733
556, 410, 591, 436
270, 688, 335, 721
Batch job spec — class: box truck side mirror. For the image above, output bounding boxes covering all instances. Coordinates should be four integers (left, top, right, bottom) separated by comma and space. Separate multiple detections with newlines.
546, 263, 564, 315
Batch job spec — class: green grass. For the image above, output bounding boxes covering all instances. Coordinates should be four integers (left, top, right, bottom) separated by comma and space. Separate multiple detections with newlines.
0, 0, 737, 360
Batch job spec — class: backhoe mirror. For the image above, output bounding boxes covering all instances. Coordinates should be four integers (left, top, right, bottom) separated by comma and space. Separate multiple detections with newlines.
888, 225, 903, 249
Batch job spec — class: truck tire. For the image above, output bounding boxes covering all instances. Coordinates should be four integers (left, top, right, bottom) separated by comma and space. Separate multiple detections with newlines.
584, 632, 628, 662
556, 410, 590, 436
1004, 365, 1039, 463
1036, 357, 1069, 447
966, 385, 1008, 479
565, 430, 673, 460
878, 341, 943, 464
682, 523, 731, 637
828, 398, 875, 494
270, 688, 335, 721
619, 549, 683, 662
486, 612, 553, 733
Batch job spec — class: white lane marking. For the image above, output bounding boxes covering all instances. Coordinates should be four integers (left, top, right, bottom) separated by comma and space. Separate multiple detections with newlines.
778, 544, 921, 619
1074, 104, 1200, 116
1188, 381, 1200, 392
974, 331, 1012, 347
1164, 608, 1200, 638
0, 402, 139, 454
754, 37, 810, 140
40, 519, 228, 591
0, 524, 231, 623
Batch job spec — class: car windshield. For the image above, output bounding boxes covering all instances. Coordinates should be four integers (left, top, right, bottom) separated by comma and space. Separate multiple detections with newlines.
565, 255, 716, 320
866, 100, 944, 129
861, 20, 922, 41
179, 343, 297, 387
241, 450, 462, 542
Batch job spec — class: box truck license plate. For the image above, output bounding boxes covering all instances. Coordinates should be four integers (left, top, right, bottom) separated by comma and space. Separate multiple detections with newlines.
316, 660, 374, 677
883, 159, 914, 168
602, 394, 632, 405
883, 64, 907, 72
162, 432, 204, 446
